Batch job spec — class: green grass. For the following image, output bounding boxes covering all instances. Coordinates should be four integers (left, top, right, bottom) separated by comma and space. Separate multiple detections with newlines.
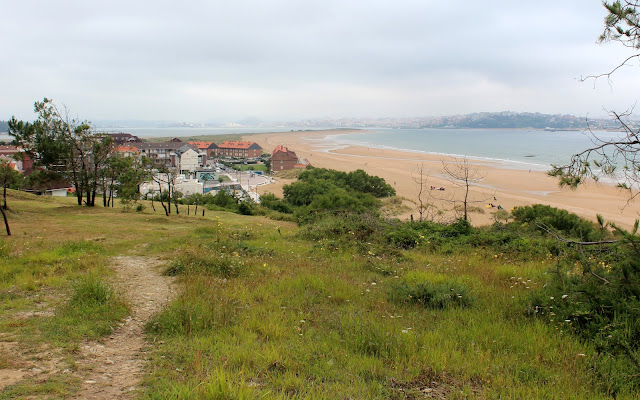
0, 189, 634, 398
233, 164, 268, 172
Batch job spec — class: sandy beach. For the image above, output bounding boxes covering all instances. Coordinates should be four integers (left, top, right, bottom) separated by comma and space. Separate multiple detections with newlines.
245, 130, 640, 229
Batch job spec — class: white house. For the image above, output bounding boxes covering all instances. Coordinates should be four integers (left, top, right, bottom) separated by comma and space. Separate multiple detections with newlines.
176, 146, 200, 174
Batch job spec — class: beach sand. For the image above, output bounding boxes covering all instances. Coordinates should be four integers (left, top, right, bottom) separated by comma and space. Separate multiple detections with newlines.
245, 130, 640, 230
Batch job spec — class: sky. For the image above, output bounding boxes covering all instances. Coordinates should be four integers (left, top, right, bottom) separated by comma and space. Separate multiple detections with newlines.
2, 0, 639, 123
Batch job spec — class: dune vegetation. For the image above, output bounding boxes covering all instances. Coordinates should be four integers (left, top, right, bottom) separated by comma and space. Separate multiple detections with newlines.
0, 172, 638, 399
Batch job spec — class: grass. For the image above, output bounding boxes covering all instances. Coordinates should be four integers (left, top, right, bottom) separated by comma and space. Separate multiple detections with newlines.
233, 164, 268, 172
0, 189, 633, 398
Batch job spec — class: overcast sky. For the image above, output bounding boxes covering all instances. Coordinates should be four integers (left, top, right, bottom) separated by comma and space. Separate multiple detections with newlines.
2, 1, 638, 123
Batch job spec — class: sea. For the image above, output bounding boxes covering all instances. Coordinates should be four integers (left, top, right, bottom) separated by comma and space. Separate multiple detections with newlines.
0, 126, 623, 173
320, 128, 624, 173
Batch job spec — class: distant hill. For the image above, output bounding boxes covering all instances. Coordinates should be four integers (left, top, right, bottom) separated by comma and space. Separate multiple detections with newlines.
0, 120, 8, 132
431, 112, 586, 129
286, 112, 627, 130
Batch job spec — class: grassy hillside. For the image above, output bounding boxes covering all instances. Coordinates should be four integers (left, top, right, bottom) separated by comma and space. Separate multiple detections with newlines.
0, 190, 632, 398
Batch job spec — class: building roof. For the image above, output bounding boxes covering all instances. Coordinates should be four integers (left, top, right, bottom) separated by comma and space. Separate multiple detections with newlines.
0, 145, 20, 155
115, 145, 139, 153
271, 145, 298, 161
132, 141, 186, 151
188, 141, 218, 149
218, 141, 262, 150
176, 144, 198, 154
107, 133, 142, 143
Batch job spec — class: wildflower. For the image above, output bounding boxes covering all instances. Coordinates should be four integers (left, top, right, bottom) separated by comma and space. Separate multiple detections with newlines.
550, 297, 554, 300
561, 294, 568, 299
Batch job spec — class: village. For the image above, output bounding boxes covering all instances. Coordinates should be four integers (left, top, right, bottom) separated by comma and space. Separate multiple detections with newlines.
0, 133, 311, 202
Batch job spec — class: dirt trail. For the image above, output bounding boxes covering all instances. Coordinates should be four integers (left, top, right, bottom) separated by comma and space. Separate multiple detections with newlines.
71, 256, 174, 399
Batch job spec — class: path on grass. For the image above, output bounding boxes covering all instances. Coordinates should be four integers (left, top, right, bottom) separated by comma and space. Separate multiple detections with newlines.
71, 256, 174, 400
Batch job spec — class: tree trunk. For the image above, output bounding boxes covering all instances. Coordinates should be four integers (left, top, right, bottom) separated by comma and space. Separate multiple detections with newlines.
157, 181, 168, 216
167, 186, 172, 214
75, 183, 83, 206
0, 206, 10, 236
2, 184, 7, 210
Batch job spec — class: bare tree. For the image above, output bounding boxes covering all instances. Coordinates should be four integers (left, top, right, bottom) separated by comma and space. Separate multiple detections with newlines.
440, 157, 487, 221
551, 2, 640, 204
411, 163, 437, 222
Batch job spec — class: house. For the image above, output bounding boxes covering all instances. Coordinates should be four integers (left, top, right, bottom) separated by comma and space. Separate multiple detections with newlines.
114, 145, 140, 157
188, 141, 219, 155
188, 141, 219, 164
106, 133, 142, 145
217, 141, 262, 159
271, 145, 311, 171
132, 140, 185, 167
175, 145, 200, 173
271, 145, 299, 171
0, 145, 33, 173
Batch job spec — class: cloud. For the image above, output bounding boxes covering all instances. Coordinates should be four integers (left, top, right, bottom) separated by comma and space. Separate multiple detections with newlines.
1, 0, 636, 121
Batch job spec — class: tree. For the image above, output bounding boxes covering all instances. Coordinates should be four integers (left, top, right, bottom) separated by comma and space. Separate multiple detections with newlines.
411, 163, 437, 222
0, 161, 22, 210
8, 98, 114, 206
440, 157, 487, 221
550, 2, 640, 202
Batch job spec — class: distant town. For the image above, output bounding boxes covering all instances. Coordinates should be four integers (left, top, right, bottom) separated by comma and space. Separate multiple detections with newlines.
84, 111, 634, 131
2, 111, 634, 135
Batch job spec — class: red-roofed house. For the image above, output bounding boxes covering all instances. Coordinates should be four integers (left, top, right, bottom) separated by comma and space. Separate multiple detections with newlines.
115, 145, 140, 157
217, 141, 262, 159
0, 145, 33, 173
188, 141, 219, 164
271, 145, 299, 171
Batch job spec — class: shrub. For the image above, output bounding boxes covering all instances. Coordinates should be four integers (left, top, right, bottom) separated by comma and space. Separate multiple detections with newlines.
71, 274, 115, 306
527, 227, 640, 393
238, 201, 253, 215
512, 204, 598, 241
147, 287, 240, 336
166, 250, 245, 278
389, 273, 473, 309
259, 193, 293, 214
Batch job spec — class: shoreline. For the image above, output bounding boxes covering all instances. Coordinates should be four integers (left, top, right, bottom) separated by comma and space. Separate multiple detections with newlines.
246, 129, 640, 230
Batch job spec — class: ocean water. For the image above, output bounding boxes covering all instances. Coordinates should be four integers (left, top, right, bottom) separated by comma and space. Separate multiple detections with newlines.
319, 128, 624, 172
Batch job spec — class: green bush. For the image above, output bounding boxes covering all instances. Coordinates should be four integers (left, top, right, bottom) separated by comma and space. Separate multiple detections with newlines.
238, 201, 253, 215
389, 273, 473, 309
70, 274, 115, 306
259, 193, 293, 214
512, 204, 599, 241
299, 211, 386, 243
166, 250, 245, 278
147, 287, 240, 336
527, 227, 640, 394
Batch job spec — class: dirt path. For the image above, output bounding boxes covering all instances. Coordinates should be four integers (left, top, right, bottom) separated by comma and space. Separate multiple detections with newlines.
71, 256, 174, 399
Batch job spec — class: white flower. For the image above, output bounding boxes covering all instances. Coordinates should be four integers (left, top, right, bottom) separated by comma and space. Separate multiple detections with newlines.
562, 294, 568, 299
